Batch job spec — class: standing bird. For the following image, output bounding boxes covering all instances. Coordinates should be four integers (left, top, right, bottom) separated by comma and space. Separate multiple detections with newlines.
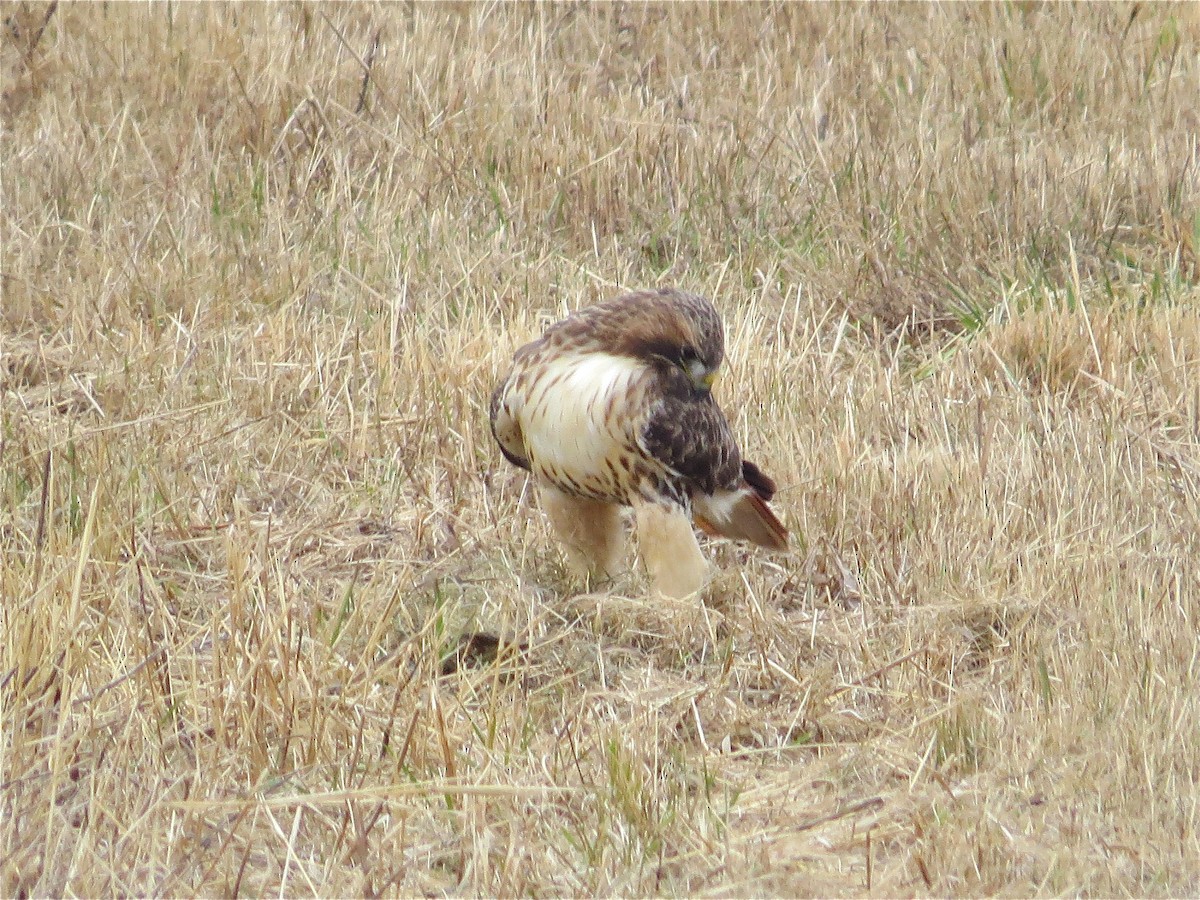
490, 288, 787, 598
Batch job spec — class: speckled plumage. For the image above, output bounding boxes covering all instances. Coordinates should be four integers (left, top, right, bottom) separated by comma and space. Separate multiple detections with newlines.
490, 288, 786, 597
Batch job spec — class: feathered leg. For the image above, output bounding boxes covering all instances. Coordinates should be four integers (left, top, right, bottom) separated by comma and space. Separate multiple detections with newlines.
539, 484, 625, 581
632, 500, 710, 599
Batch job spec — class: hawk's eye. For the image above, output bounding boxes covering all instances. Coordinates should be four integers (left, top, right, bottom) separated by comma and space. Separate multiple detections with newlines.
679, 344, 698, 364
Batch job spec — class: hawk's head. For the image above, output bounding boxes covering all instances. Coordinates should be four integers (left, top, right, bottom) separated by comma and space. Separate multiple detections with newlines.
608, 289, 725, 395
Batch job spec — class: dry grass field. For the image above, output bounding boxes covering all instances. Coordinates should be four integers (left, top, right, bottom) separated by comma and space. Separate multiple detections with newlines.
3, 2, 1199, 896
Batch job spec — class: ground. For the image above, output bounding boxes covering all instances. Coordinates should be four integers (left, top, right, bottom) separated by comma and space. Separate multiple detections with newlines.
2, 3, 1198, 896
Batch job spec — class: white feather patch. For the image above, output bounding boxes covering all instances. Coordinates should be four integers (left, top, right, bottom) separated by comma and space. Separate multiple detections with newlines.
521, 352, 648, 487
692, 488, 744, 530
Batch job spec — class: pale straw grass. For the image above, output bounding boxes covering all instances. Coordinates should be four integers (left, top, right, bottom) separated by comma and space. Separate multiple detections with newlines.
2, 2, 1198, 896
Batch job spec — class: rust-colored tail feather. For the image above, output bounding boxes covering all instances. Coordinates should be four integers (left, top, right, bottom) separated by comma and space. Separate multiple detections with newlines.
728, 490, 789, 550
693, 477, 789, 552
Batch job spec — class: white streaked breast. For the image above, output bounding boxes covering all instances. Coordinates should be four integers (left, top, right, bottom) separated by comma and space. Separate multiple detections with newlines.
521, 352, 648, 493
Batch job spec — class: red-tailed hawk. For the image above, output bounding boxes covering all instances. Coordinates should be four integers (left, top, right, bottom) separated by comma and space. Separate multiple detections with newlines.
490, 288, 787, 598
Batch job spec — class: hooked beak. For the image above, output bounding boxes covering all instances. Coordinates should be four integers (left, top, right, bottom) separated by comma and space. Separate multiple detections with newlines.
679, 356, 717, 393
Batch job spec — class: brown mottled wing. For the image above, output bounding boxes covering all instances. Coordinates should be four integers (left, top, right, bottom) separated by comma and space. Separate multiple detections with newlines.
639, 395, 742, 497
489, 380, 530, 471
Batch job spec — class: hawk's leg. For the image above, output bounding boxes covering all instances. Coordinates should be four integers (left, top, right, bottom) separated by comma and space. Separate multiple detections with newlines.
632, 499, 711, 599
538, 484, 626, 581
